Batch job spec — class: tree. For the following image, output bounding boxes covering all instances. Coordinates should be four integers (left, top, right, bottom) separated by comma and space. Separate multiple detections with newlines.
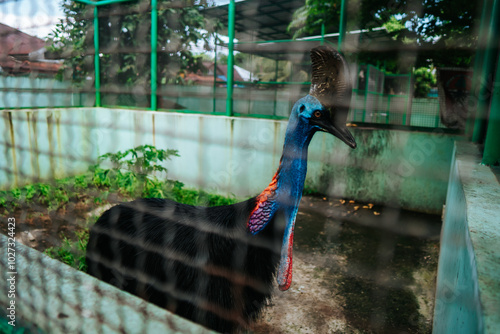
413, 66, 437, 97
288, 0, 342, 39
48, 0, 221, 87
288, 0, 480, 70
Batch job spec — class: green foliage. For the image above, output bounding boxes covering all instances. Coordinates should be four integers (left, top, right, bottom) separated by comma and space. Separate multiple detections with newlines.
171, 187, 237, 207
289, 0, 479, 69
413, 67, 437, 98
44, 229, 89, 272
0, 182, 74, 212
288, 0, 342, 39
48, 0, 222, 85
0, 145, 238, 215
89, 145, 180, 197
383, 16, 406, 39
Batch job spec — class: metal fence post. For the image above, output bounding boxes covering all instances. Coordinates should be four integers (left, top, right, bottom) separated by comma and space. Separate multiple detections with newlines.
93, 6, 101, 107
213, 32, 218, 113
226, 0, 235, 117
75, 0, 137, 107
473, 0, 500, 143
338, 0, 347, 52
482, 50, 500, 165
151, 0, 158, 111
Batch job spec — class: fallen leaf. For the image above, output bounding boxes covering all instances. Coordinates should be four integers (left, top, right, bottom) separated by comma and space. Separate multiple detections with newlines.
374, 211, 381, 216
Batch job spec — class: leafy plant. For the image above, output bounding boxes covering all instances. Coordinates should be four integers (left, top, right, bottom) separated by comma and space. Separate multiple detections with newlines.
413, 67, 437, 98
0, 144, 238, 229
90, 145, 180, 197
44, 229, 89, 272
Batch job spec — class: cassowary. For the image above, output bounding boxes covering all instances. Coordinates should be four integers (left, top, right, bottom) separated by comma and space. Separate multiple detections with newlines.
86, 46, 357, 333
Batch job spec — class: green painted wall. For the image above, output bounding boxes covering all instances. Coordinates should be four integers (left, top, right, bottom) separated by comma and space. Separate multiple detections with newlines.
433, 142, 500, 334
0, 108, 461, 213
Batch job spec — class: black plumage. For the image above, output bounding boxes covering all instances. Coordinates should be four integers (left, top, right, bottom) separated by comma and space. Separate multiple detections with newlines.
87, 197, 285, 332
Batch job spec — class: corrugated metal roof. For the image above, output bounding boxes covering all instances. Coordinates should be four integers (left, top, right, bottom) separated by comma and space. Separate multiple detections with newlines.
203, 1, 395, 60
203, 0, 305, 41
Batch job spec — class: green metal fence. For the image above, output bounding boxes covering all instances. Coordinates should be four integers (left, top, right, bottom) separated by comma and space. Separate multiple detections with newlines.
0, 0, 445, 129
0, 0, 476, 132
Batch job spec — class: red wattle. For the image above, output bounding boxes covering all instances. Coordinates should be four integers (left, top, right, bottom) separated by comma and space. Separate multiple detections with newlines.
278, 231, 294, 291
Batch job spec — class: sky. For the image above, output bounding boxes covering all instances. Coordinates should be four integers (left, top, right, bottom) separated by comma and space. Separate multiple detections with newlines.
0, 0, 65, 38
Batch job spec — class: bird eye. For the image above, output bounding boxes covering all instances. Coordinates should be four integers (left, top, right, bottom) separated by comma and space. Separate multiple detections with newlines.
313, 110, 322, 118
299, 105, 306, 113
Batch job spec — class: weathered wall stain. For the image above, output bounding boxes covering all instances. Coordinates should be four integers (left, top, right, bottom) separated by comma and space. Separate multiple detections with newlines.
55, 110, 63, 178
29, 111, 40, 182
46, 112, 55, 180
5, 112, 18, 187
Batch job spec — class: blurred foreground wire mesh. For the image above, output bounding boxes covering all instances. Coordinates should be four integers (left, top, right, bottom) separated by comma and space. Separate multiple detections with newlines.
1, 0, 494, 333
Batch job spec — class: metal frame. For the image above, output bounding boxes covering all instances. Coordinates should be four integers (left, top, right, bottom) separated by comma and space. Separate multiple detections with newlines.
75, 0, 158, 110
469, 0, 500, 164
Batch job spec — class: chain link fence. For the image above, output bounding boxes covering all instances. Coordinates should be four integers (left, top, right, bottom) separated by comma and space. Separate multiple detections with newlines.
0, 0, 480, 333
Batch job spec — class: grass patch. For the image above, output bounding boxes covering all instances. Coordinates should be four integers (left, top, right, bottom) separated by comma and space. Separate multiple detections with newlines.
44, 229, 90, 272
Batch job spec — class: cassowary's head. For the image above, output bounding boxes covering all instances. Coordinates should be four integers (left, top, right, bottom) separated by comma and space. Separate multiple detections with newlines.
291, 46, 357, 149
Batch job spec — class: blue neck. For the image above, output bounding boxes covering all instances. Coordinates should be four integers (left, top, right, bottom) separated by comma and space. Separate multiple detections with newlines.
246, 113, 315, 235
274, 115, 315, 211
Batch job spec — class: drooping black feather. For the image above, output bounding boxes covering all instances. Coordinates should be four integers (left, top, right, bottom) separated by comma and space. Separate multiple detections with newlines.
86, 197, 286, 333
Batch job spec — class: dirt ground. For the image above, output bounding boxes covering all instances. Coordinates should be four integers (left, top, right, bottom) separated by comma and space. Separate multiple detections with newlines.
251, 196, 441, 334
1, 195, 440, 334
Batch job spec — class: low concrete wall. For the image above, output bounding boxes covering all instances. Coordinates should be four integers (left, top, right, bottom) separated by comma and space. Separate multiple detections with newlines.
0, 76, 93, 109
433, 142, 500, 333
0, 107, 461, 213
0, 234, 213, 333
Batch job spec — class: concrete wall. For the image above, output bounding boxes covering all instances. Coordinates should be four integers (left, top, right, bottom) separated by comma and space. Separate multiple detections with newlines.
0, 76, 92, 109
0, 107, 461, 213
0, 234, 214, 333
433, 142, 500, 334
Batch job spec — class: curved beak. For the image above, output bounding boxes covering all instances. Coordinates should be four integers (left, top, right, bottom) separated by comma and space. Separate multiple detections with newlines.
321, 120, 357, 149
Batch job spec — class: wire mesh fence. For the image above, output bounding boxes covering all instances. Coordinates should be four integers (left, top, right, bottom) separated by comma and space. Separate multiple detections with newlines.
0, 0, 487, 333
